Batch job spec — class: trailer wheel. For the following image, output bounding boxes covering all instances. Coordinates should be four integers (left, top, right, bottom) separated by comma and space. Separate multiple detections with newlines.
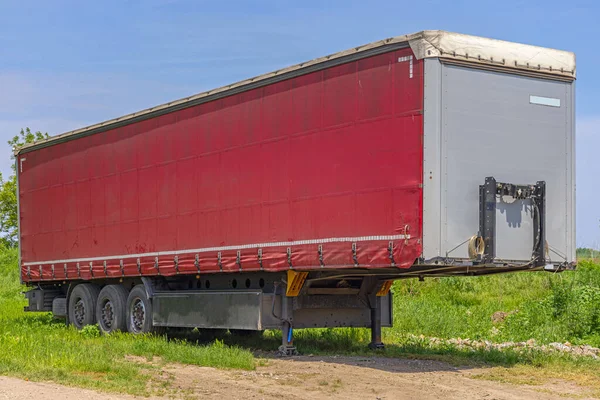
126, 285, 164, 335
68, 283, 101, 329
96, 285, 129, 334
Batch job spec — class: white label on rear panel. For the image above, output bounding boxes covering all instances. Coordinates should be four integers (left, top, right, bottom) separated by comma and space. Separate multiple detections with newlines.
529, 95, 560, 107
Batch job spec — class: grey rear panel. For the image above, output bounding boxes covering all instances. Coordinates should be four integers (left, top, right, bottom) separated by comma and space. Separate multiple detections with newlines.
423, 59, 575, 263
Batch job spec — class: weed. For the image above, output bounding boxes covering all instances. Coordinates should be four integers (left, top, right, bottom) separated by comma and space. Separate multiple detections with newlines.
80, 324, 100, 338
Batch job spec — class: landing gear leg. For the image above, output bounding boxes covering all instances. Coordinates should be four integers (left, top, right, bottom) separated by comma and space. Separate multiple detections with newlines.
369, 295, 385, 350
278, 295, 297, 356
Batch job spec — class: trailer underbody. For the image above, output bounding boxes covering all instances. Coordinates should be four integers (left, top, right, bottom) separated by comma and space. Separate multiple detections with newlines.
24, 257, 565, 355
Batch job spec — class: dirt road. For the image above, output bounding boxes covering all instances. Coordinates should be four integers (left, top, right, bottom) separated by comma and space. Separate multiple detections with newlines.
0, 356, 595, 400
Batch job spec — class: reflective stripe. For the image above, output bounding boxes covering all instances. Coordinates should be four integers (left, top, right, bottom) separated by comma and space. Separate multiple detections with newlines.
22, 234, 410, 266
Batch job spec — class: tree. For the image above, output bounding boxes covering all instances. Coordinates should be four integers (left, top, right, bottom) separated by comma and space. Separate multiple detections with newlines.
0, 128, 49, 247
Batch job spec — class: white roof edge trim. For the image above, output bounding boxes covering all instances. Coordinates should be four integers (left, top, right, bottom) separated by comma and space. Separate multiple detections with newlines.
410, 30, 575, 77
16, 30, 575, 155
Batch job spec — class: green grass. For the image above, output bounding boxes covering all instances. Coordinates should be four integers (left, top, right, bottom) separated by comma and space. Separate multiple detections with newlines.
388, 260, 600, 346
0, 247, 254, 396
2, 243, 600, 395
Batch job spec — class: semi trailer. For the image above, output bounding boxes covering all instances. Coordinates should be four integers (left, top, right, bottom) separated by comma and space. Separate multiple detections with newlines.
19, 30, 576, 354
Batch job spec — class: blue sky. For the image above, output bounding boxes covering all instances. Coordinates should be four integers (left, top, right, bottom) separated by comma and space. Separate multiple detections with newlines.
0, 0, 598, 247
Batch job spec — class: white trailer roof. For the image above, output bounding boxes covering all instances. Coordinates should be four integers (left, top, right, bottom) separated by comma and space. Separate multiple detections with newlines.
17, 30, 575, 155
411, 30, 575, 77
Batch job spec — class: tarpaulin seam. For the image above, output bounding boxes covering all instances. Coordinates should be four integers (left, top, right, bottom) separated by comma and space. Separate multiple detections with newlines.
22, 235, 410, 266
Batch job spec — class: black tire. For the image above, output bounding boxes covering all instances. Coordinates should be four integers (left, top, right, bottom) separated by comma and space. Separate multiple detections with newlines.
96, 285, 129, 334
126, 284, 164, 335
68, 283, 101, 329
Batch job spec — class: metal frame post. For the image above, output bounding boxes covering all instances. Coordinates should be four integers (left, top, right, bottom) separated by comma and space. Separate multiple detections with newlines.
368, 295, 384, 349
532, 180, 546, 266
479, 176, 497, 262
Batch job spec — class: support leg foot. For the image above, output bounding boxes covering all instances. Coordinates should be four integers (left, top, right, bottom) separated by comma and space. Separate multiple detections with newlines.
368, 342, 385, 350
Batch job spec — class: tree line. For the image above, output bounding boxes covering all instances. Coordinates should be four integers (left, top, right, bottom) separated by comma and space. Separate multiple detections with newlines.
0, 128, 48, 247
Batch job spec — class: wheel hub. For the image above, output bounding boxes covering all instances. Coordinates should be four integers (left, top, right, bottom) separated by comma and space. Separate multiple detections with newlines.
73, 298, 85, 326
130, 298, 146, 333
101, 300, 114, 329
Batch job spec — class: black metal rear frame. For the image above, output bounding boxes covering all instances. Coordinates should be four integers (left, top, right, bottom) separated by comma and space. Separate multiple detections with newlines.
479, 176, 546, 266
